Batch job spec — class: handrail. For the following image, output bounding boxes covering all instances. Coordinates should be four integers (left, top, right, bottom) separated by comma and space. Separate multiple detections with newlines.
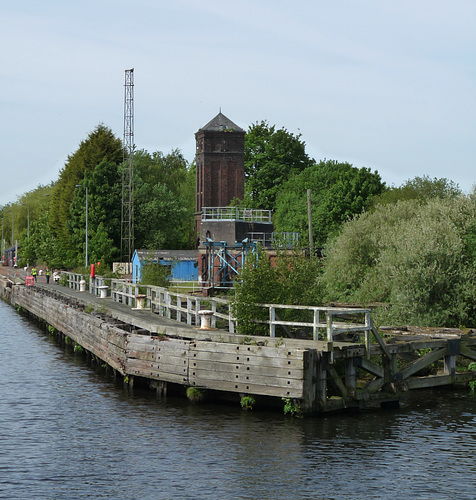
62, 272, 372, 344
201, 207, 272, 223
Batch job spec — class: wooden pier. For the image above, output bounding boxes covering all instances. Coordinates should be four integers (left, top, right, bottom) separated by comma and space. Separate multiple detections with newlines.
2, 273, 476, 415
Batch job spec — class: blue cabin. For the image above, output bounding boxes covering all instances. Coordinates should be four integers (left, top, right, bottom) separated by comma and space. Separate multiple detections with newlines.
131, 249, 198, 284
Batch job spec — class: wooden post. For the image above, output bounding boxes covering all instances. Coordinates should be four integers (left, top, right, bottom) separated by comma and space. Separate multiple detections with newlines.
302, 349, 318, 414
365, 311, 371, 359
316, 352, 327, 409
345, 358, 357, 393
313, 309, 319, 341
187, 297, 192, 325
326, 312, 334, 364
270, 306, 276, 337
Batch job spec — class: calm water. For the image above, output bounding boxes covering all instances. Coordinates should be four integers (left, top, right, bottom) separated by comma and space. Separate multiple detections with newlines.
1, 300, 476, 500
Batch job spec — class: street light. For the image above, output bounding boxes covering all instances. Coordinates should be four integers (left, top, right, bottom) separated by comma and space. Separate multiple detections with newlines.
75, 184, 88, 268
21, 204, 30, 267
21, 204, 30, 241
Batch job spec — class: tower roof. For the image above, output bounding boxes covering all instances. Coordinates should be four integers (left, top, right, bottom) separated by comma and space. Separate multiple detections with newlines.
199, 112, 244, 133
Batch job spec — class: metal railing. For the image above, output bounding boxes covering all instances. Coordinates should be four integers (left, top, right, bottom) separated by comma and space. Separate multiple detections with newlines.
248, 232, 299, 247
201, 207, 272, 223
62, 272, 372, 343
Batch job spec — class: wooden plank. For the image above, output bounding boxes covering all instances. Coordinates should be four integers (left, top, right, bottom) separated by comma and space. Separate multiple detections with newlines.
188, 378, 303, 398
459, 345, 476, 363
400, 347, 447, 380
189, 350, 304, 369
355, 357, 385, 378
192, 341, 304, 358
327, 365, 347, 396
189, 367, 303, 389
189, 358, 303, 378
406, 371, 476, 389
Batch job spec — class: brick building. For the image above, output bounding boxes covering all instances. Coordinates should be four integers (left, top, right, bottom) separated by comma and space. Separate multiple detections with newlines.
195, 112, 245, 225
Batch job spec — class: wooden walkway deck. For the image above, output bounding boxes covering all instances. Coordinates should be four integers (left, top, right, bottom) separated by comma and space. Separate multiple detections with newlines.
2, 272, 476, 415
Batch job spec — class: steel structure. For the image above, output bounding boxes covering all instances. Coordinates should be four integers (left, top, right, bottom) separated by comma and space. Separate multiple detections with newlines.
121, 68, 134, 262
201, 240, 257, 289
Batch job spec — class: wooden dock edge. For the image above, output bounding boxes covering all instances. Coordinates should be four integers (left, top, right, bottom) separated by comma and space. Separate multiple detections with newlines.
3, 278, 476, 415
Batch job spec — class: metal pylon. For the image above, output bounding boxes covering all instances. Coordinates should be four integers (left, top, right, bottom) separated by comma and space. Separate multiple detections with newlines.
121, 68, 134, 262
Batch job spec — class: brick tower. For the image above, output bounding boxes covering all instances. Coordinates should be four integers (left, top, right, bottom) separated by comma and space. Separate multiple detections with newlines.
195, 111, 245, 214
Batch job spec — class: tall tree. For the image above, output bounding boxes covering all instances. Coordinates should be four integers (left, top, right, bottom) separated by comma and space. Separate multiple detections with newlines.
133, 149, 195, 250
49, 124, 123, 238
69, 160, 122, 267
274, 160, 385, 247
244, 121, 314, 211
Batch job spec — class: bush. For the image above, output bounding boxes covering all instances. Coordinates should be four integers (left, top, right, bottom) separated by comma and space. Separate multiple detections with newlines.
232, 248, 323, 336
322, 196, 476, 327
140, 261, 170, 287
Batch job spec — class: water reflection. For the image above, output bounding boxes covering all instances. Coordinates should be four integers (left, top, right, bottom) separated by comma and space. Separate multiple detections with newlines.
1, 301, 476, 499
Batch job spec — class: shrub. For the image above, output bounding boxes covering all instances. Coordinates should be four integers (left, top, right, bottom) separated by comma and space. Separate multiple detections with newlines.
322, 196, 476, 327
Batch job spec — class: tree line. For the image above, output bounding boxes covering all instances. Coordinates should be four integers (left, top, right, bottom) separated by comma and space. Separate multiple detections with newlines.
2, 120, 472, 328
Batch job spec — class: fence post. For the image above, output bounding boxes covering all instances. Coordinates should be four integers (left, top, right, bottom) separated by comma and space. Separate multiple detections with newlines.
187, 297, 193, 325
211, 300, 217, 328
326, 311, 334, 364
365, 311, 371, 359
270, 306, 276, 337
313, 309, 319, 341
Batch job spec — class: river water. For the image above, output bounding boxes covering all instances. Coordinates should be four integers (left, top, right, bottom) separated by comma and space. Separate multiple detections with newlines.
1, 300, 476, 500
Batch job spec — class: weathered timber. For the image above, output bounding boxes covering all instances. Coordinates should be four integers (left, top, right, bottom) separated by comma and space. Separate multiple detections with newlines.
3, 278, 476, 415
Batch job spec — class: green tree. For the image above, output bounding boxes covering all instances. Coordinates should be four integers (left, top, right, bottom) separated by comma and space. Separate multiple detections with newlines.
244, 121, 315, 211
322, 196, 476, 327
372, 175, 461, 206
274, 160, 385, 247
49, 124, 123, 238
133, 149, 195, 250
69, 160, 122, 267
232, 248, 323, 336
140, 260, 171, 287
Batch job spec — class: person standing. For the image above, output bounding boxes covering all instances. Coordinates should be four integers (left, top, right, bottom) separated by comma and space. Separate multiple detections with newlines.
45, 267, 51, 284
32, 267, 37, 282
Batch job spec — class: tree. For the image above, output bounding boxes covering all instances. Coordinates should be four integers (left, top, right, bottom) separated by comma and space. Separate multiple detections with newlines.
372, 175, 461, 206
68, 160, 122, 267
244, 121, 314, 211
232, 248, 323, 336
321, 196, 476, 327
133, 149, 195, 250
140, 260, 170, 287
49, 124, 123, 238
274, 160, 385, 247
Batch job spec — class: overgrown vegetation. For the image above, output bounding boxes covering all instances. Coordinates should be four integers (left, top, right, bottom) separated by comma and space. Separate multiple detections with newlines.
323, 195, 476, 327
232, 247, 323, 336
140, 260, 171, 287
233, 186, 476, 332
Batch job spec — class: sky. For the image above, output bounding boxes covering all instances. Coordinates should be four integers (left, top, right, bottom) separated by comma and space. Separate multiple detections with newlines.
1, 0, 475, 206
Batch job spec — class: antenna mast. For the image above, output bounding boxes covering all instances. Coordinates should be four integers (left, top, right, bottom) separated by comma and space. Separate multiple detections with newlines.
121, 68, 134, 262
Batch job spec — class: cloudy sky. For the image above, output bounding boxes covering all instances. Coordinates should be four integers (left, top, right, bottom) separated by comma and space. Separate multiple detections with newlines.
1, 0, 474, 206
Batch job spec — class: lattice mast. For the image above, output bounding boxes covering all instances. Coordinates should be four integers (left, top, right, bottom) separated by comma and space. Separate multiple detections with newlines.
121, 68, 134, 262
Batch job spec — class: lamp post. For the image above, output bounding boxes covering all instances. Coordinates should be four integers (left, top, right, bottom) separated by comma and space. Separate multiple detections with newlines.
75, 184, 88, 268
21, 204, 30, 267
21, 204, 30, 241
